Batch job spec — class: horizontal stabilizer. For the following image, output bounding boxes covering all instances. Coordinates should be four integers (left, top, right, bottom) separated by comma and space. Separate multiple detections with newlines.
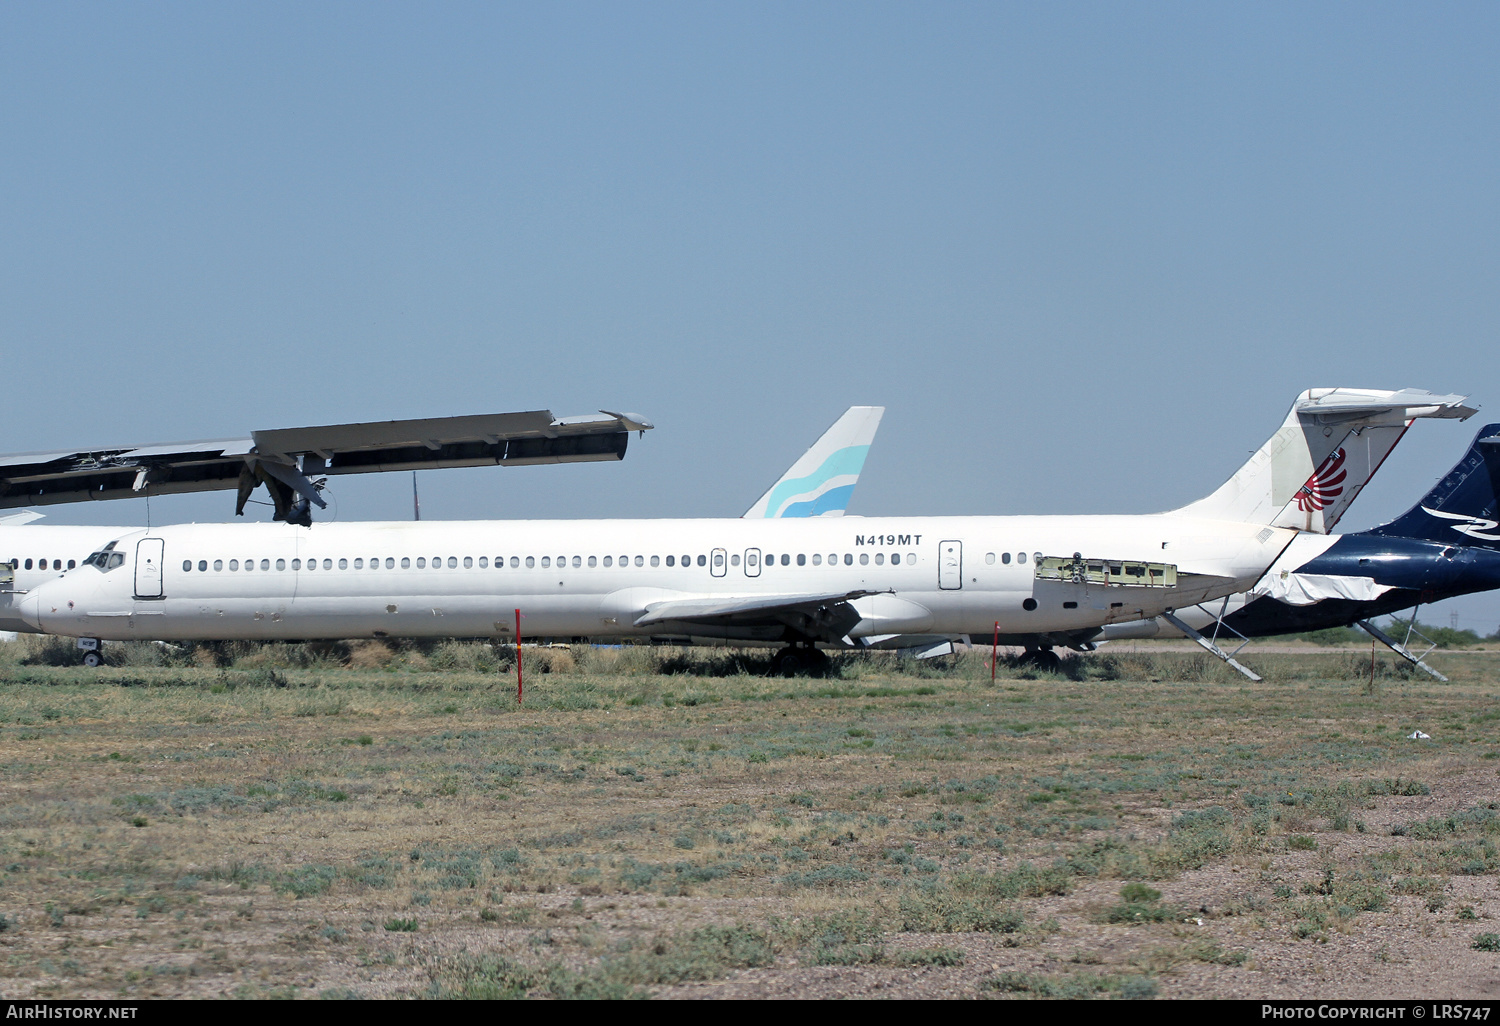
0, 510, 43, 526
1173, 388, 1475, 533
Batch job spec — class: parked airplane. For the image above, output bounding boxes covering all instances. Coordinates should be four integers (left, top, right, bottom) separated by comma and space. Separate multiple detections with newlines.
0, 408, 875, 637
1100, 421, 1500, 679
15, 389, 1474, 675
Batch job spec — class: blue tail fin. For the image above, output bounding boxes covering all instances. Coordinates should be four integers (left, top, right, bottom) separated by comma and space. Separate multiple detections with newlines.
1367, 423, 1500, 548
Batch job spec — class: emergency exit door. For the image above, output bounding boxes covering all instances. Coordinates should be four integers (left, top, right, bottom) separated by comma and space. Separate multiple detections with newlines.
135, 538, 165, 599
938, 540, 962, 590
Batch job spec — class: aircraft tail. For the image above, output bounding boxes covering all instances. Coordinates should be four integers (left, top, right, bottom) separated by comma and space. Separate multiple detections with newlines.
743, 407, 885, 518
1366, 423, 1500, 550
1171, 388, 1475, 532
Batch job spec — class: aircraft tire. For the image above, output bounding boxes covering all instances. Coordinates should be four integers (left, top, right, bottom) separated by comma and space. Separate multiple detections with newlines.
83, 651, 101, 668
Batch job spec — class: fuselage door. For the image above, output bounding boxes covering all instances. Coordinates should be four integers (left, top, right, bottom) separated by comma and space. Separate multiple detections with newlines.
744, 547, 761, 578
134, 538, 165, 599
710, 547, 727, 578
938, 540, 962, 590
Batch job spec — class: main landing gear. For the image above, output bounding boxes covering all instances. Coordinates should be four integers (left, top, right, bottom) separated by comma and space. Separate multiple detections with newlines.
771, 644, 831, 677
1019, 647, 1062, 673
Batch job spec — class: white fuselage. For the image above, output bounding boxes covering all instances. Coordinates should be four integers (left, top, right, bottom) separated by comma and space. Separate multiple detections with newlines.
20, 514, 1294, 644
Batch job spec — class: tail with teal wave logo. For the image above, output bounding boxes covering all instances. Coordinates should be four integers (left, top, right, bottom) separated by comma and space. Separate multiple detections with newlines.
1366, 423, 1500, 550
742, 407, 884, 518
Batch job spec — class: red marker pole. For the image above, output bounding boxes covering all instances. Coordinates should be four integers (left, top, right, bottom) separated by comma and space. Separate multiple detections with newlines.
515, 608, 523, 704
992, 621, 999, 682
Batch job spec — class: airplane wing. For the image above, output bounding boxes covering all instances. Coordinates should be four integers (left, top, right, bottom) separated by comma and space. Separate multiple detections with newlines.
636, 589, 884, 642
742, 407, 884, 518
0, 409, 653, 525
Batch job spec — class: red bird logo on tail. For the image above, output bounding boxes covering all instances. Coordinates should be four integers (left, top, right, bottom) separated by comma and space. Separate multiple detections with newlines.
1294, 448, 1348, 512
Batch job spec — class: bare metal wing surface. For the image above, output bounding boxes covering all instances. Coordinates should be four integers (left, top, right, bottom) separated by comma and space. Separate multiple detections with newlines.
0, 410, 653, 525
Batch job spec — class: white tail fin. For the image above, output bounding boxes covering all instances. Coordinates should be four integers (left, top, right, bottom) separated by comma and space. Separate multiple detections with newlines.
1172, 388, 1475, 532
743, 407, 885, 518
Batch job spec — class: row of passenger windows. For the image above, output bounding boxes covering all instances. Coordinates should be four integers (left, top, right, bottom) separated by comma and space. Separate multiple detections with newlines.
179, 551, 919, 572
8, 558, 75, 571
985, 552, 1042, 565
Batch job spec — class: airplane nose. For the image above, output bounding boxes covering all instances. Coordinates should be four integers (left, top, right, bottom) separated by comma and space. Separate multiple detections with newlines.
16, 589, 44, 631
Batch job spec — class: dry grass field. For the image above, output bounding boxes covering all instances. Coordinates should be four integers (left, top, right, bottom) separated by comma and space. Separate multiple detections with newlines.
2, 637, 1500, 1000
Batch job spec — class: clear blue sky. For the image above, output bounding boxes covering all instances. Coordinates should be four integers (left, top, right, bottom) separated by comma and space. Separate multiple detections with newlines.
3, 3, 1498, 631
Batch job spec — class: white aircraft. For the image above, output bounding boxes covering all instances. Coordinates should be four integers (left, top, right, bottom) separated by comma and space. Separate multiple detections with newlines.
15, 389, 1473, 675
0, 408, 879, 637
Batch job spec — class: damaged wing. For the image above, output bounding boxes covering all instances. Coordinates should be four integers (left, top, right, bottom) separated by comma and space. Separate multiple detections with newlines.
0, 409, 653, 524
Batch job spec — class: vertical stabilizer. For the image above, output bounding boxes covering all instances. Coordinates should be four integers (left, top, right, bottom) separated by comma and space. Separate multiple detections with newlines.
1172, 389, 1475, 532
1367, 423, 1500, 550
743, 407, 885, 518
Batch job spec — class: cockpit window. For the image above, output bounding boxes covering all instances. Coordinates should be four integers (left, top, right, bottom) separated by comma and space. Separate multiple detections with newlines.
83, 541, 126, 572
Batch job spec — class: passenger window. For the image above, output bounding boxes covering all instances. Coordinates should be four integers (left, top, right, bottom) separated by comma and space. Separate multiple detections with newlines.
479, 557, 488, 568
541, 556, 551, 568
338, 558, 348, 569
510, 556, 520, 568
23, 559, 32, 570
416, 557, 426, 568
1002, 552, 1011, 564
666, 555, 675, 567
697, 555, 706, 567
526, 556, 535, 568
463, 556, 473, 569
68, 559, 76, 569
354, 558, 364, 569
182, 560, 192, 572
891, 553, 900, 565
650, 555, 660, 567
244, 559, 254, 572
682, 554, 691, 567
384, 557, 393, 569
213, 559, 223, 571
259, 559, 268, 571
276, 558, 286, 571
812, 553, 822, 565
859, 553, 869, 565
588, 555, 597, 568
37, 559, 45, 570
985, 552, 996, 565
714, 553, 724, 568
843, 554, 853, 566
875, 553, 884, 565
291, 559, 300, 570
197, 560, 207, 571
797, 554, 806, 566
782, 554, 790, 566
572, 555, 581, 568
448, 556, 458, 569
906, 552, 915, 564
731, 554, 740, 566
1017, 552, 1026, 564
1033, 552, 1042, 565
229, 560, 239, 571
634, 555, 643, 567
603, 556, 612, 567
401, 557, 411, 568
322, 559, 332, 570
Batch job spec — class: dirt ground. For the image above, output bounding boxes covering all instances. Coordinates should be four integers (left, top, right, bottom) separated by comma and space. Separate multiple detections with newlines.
1, 643, 1499, 1000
